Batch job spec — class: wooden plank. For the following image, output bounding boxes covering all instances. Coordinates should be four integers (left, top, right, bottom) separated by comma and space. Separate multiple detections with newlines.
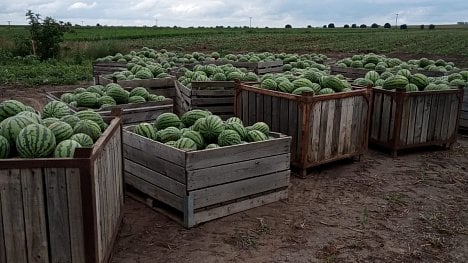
21, 168, 50, 263
125, 173, 184, 211
242, 90, 250, 125
186, 136, 290, 170
193, 105, 233, 114
420, 95, 432, 143
330, 98, 343, 156
343, 97, 355, 154
406, 97, 418, 145
193, 189, 288, 226
447, 94, 459, 138
191, 97, 233, 106
192, 90, 234, 97
288, 100, 299, 161
0, 169, 27, 263
316, 101, 329, 162
350, 96, 362, 153
191, 170, 290, 209
440, 94, 453, 140
324, 100, 335, 159
124, 159, 186, 197
371, 93, 382, 141
119, 107, 173, 125
279, 98, 290, 136
263, 94, 272, 128
296, 104, 304, 163
248, 91, 257, 125
270, 96, 280, 132
433, 95, 447, 141
45, 168, 72, 262
413, 95, 425, 144
338, 98, 349, 154
427, 95, 439, 140
379, 94, 392, 142
124, 145, 185, 183
399, 97, 411, 145
256, 93, 264, 122
122, 130, 186, 166
187, 153, 290, 190
0, 180, 5, 263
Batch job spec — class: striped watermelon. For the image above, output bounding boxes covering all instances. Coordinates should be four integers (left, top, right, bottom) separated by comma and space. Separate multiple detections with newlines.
224, 122, 247, 140
16, 124, 56, 158
54, 140, 82, 158
147, 94, 166, 102
106, 85, 129, 104
0, 115, 38, 146
42, 101, 70, 119
410, 73, 429, 90
73, 120, 102, 141
397, 69, 412, 78
74, 110, 106, 131
0, 100, 27, 121
60, 115, 81, 128
164, 141, 177, 147
60, 93, 76, 104
0, 135, 10, 158
322, 76, 346, 92
70, 133, 94, 147
174, 138, 197, 151
182, 130, 205, 149
129, 96, 146, 104
383, 75, 408, 90
218, 130, 241, 146
158, 127, 181, 143
292, 87, 314, 95
292, 78, 313, 89
42, 117, 60, 127
198, 115, 225, 142
76, 92, 99, 108
16, 111, 42, 124
365, 71, 380, 83
134, 123, 157, 140
205, 143, 220, 149
155, 113, 181, 130
277, 80, 294, 93
74, 87, 86, 94
225, 117, 243, 126
247, 130, 268, 142
181, 110, 209, 127
252, 122, 270, 135
261, 79, 277, 90
318, 88, 336, 95
86, 85, 104, 96
98, 96, 117, 106
129, 87, 150, 99
405, 83, 419, 92
48, 121, 73, 143
192, 117, 206, 132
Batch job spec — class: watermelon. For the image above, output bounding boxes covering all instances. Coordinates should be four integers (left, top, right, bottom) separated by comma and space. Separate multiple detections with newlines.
70, 133, 94, 147
74, 110, 106, 131
174, 138, 197, 151
292, 87, 314, 95
0, 115, 38, 146
225, 117, 243, 126
224, 122, 248, 141
397, 69, 412, 78
147, 94, 166, 102
318, 88, 336, 95
198, 115, 225, 142
42, 117, 60, 127
155, 113, 181, 130
218, 130, 242, 146
86, 85, 104, 95
322, 76, 346, 92
261, 79, 277, 90
158, 127, 181, 143
0, 100, 26, 121
205, 143, 220, 149
164, 141, 177, 147
16, 111, 41, 124
60, 93, 75, 104
292, 78, 314, 89
365, 71, 380, 83
42, 101, 70, 119
73, 120, 102, 141
405, 83, 419, 92
60, 115, 81, 127
182, 130, 204, 149
278, 81, 295, 93
383, 75, 409, 90
0, 135, 10, 158
180, 110, 209, 127
247, 130, 268, 142
54, 140, 82, 158
76, 92, 99, 108
129, 96, 146, 103
74, 87, 87, 94
98, 96, 117, 106
134, 123, 157, 140
252, 122, 269, 135
48, 121, 73, 143
106, 85, 129, 104
130, 87, 150, 99
16, 124, 56, 158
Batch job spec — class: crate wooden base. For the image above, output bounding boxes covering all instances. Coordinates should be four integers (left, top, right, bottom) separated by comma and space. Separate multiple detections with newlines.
291, 153, 363, 178
126, 184, 288, 228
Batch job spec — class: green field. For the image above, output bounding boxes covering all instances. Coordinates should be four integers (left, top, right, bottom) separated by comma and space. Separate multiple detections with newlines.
1, 25, 467, 86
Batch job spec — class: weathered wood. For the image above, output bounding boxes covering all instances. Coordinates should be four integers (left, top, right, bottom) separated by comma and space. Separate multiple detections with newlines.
371, 93, 382, 141
204, 60, 283, 74
420, 95, 432, 143
405, 97, 418, 145
380, 95, 392, 142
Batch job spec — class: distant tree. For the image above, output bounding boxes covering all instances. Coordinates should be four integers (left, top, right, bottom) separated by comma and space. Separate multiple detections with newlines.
360, 24, 367, 28
328, 23, 335, 28
307, 25, 312, 28
323, 25, 327, 28
429, 24, 435, 29
420, 24, 425, 29
400, 24, 407, 29
384, 23, 391, 29
344, 24, 350, 28
96, 23, 101, 27
285, 24, 292, 28
351, 24, 357, 28
371, 23, 379, 28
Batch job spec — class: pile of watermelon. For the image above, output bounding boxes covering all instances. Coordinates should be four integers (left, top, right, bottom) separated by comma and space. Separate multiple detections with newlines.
177, 64, 259, 87
258, 70, 352, 95
59, 83, 166, 109
353, 70, 468, 92
0, 100, 109, 159
133, 110, 271, 151
336, 53, 460, 73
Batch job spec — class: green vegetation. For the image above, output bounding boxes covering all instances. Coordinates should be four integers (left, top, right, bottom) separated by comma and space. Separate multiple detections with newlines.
1, 25, 467, 86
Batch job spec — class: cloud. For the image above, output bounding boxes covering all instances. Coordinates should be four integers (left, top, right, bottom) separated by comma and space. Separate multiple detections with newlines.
68, 1, 96, 10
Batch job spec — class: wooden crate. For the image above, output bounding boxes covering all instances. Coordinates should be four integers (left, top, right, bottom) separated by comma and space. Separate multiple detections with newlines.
370, 87, 464, 156
123, 127, 291, 228
204, 60, 283, 74
0, 110, 123, 263
330, 65, 370, 79
175, 80, 239, 120
460, 88, 468, 131
92, 62, 127, 83
235, 83, 372, 177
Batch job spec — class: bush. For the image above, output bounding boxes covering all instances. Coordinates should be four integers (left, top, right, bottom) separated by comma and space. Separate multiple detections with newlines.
344, 24, 350, 28
12, 35, 32, 57
420, 24, 425, 29
285, 24, 292, 29
351, 24, 357, 28
323, 25, 327, 28
400, 24, 407, 29
360, 24, 367, 28
371, 23, 379, 28
384, 23, 391, 29
307, 25, 312, 28
429, 24, 435, 29
328, 23, 335, 28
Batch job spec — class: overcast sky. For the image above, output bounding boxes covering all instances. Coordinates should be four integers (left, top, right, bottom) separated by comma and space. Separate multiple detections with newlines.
1, 0, 467, 27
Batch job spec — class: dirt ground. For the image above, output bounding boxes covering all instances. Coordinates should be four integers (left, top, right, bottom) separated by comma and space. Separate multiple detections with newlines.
1, 72, 467, 263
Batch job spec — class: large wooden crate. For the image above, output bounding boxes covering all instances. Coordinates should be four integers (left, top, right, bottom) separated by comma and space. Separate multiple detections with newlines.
330, 65, 370, 79
123, 127, 291, 228
0, 111, 123, 263
235, 83, 372, 177
370, 87, 464, 156
175, 80, 240, 120
460, 88, 468, 131
204, 60, 283, 74
92, 62, 127, 83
